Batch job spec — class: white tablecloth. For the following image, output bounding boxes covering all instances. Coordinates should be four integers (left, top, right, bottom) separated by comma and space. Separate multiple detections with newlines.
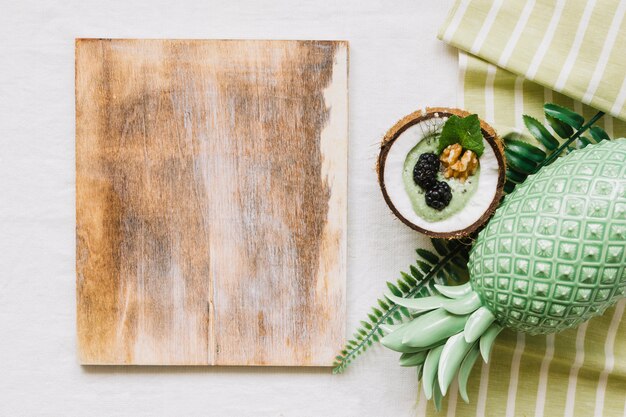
0, 1, 457, 415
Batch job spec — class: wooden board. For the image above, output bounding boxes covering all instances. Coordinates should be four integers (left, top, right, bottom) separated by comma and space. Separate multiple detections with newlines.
75, 39, 348, 366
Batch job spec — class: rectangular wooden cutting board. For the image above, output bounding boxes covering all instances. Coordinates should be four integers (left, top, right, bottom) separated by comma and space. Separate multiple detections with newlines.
75, 39, 348, 366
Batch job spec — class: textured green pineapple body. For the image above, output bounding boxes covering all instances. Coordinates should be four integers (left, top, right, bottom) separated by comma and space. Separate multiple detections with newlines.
468, 139, 626, 334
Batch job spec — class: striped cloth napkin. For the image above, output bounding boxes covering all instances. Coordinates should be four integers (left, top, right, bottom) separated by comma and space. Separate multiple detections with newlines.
413, 1, 626, 416
439, 0, 626, 122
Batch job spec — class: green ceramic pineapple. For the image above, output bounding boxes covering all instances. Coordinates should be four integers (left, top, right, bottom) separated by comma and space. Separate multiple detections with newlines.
381, 139, 626, 406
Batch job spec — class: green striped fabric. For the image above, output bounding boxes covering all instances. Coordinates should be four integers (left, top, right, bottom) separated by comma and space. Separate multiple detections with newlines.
418, 1, 626, 415
438, 0, 626, 122
460, 53, 626, 139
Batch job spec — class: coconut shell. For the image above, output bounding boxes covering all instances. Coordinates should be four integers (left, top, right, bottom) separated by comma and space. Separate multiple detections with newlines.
377, 107, 506, 239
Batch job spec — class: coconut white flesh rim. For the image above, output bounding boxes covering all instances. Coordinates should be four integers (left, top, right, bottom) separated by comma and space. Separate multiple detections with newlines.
383, 117, 500, 234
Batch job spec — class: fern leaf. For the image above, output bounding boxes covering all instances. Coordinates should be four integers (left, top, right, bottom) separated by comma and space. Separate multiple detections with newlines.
386, 282, 402, 297
503, 181, 516, 194
451, 254, 468, 269
401, 271, 417, 286
579, 136, 593, 148
503, 137, 546, 163
332, 240, 467, 373
409, 265, 423, 280
505, 147, 539, 173
523, 115, 559, 150
416, 261, 433, 273
430, 239, 449, 256
546, 114, 573, 138
544, 103, 584, 129
416, 248, 439, 264
504, 105, 606, 194
589, 126, 609, 142
505, 168, 527, 184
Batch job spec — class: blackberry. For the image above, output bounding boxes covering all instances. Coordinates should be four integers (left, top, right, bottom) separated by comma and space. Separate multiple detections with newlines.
425, 181, 452, 210
413, 153, 440, 190
417, 152, 439, 167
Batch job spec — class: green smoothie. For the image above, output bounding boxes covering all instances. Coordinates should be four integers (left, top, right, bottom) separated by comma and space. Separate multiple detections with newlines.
403, 136, 479, 222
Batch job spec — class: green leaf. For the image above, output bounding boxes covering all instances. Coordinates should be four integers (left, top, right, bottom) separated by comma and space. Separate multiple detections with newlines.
451, 255, 468, 269
436, 270, 449, 283
401, 272, 417, 286
417, 261, 432, 273
387, 282, 402, 297
502, 131, 528, 143
437, 114, 485, 156
410, 265, 423, 280
546, 114, 574, 138
457, 248, 470, 261
523, 115, 559, 150
506, 168, 527, 184
418, 287, 431, 298
505, 148, 538, 173
450, 265, 469, 283
544, 103, 584, 130
431, 238, 448, 256
417, 248, 439, 264
589, 126, 609, 142
504, 181, 516, 194
504, 138, 547, 163
579, 136, 593, 148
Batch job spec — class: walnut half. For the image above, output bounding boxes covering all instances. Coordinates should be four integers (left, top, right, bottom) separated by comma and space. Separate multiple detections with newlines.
440, 144, 479, 182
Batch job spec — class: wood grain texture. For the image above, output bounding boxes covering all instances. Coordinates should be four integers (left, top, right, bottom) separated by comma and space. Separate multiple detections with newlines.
76, 39, 348, 366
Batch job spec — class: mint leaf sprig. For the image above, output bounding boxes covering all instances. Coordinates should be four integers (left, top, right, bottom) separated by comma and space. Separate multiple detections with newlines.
437, 114, 485, 157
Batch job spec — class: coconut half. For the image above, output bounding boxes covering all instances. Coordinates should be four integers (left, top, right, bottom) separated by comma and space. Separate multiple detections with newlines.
377, 107, 506, 239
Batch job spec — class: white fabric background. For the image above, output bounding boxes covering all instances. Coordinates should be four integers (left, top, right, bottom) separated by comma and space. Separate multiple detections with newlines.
0, 0, 457, 415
